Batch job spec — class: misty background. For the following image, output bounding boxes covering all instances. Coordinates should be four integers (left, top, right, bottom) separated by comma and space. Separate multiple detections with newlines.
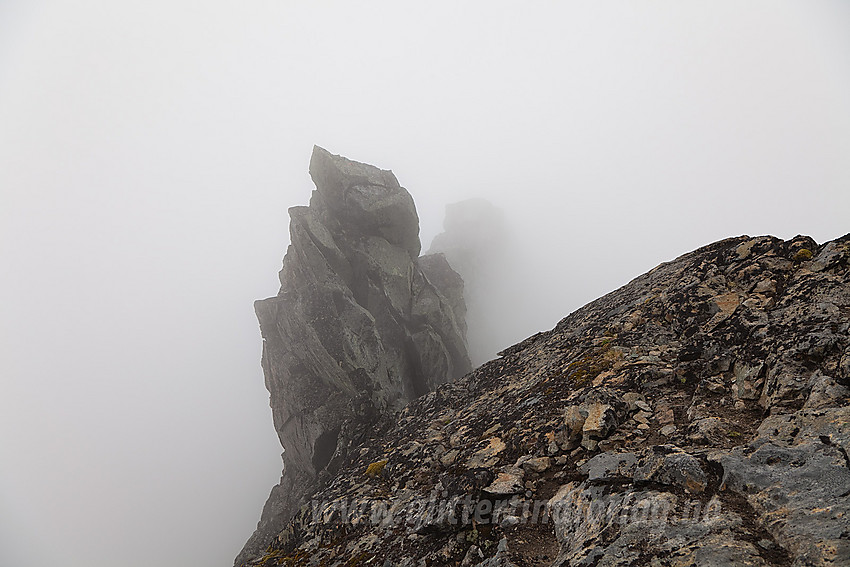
1, 2, 849, 566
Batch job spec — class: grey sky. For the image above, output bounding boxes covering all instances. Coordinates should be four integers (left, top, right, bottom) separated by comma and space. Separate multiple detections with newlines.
1, 2, 848, 566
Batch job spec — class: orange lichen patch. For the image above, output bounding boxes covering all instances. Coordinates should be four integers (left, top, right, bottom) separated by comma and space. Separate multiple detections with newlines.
364, 459, 388, 477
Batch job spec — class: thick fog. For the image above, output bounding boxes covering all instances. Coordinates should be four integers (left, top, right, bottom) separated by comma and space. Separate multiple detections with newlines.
1, 2, 849, 566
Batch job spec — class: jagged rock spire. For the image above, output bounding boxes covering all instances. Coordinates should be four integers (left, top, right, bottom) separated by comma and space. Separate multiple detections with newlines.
236, 147, 471, 566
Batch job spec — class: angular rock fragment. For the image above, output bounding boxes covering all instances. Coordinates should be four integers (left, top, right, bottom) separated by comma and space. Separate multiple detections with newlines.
579, 452, 637, 482
634, 445, 708, 493
484, 467, 525, 496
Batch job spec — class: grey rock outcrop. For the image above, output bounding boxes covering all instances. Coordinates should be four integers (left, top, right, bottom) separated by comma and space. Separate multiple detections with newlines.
719, 407, 850, 564
236, 147, 471, 566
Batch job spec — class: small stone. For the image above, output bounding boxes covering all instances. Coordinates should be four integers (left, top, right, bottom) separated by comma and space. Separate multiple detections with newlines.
656, 408, 675, 425
580, 452, 637, 481
637, 423, 650, 430
440, 449, 459, 466
622, 392, 645, 411
635, 447, 708, 493
522, 456, 551, 473
500, 515, 520, 528
659, 424, 677, 437
482, 423, 501, 436
754, 279, 777, 295
564, 405, 586, 439
484, 467, 525, 495
634, 411, 651, 424
582, 403, 617, 440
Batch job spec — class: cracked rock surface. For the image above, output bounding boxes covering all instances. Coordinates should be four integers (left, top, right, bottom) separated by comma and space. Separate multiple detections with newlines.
239, 160, 849, 566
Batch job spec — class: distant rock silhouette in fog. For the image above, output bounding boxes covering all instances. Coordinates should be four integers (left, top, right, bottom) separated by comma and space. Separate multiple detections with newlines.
428, 198, 521, 365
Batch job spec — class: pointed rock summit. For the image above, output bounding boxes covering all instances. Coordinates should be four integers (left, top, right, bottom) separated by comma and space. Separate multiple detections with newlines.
236, 147, 471, 565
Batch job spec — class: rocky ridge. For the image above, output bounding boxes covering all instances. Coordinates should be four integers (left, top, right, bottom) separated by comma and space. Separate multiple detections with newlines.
242, 229, 850, 566
237, 147, 471, 565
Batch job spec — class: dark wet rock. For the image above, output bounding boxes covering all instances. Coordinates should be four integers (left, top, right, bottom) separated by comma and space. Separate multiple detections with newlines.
238, 182, 850, 567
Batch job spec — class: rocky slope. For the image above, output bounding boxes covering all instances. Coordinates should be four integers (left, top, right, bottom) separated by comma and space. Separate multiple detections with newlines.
237, 147, 471, 565
240, 229, 850, 566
